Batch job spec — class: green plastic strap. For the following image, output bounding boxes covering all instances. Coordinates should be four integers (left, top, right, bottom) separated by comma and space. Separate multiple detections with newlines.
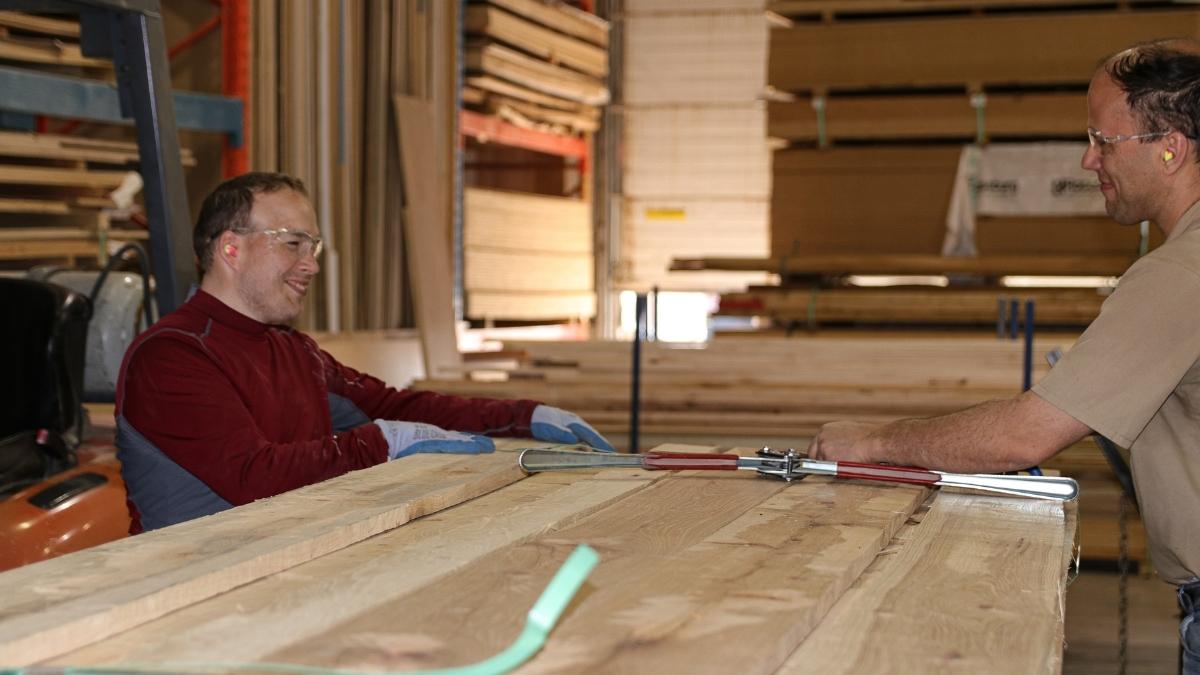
970, 92, 987, 145
17, 545, 601, 675
811, 95, 828, 148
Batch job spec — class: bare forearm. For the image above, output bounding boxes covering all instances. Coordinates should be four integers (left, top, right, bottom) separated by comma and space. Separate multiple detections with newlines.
873, 399, 1047, 473
811, 391, 1091, 473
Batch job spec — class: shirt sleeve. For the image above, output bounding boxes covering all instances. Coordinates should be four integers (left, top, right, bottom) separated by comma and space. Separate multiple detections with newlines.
118, 335, 388, 506
1033, 255, 1200, 448
312, 340, 541, 435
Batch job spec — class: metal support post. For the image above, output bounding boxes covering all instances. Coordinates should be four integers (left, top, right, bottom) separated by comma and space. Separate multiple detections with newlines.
629, 293, 646, 453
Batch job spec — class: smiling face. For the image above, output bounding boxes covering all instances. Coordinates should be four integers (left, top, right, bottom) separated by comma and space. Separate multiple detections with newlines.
232, 189, 321, 325
1082, 72, 1167, 226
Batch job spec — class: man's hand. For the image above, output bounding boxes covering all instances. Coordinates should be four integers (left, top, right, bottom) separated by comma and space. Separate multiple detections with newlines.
806, 421, 884, 463
530, 405, 617, 452
374, 420, 496, 460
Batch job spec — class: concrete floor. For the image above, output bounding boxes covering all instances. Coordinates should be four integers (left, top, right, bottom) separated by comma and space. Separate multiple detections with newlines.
1065, 569, 1181, 674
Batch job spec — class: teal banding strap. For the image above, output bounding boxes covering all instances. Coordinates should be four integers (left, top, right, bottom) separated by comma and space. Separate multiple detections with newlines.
811, 95, 828, 148
14, 545, 601, 675
970, 92, 987, 145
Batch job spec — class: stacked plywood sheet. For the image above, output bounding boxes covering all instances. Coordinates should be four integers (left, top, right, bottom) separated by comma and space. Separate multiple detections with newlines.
0, 439, 1075, 672
464, 187, 595, 320
621, 2, 770, 291
766, 2, 1194, 259
464, 0, 608, 137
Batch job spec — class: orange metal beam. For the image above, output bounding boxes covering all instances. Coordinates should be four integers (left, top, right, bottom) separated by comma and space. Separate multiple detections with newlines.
221, 0, 250, 177
459, 110, 587, 159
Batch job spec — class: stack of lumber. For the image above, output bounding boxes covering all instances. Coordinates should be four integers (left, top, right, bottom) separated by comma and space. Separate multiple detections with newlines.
766, 0, 1181, 260
420, 334, 1061, 448
464, 0, 608, 137
464, 187, 594, 321
0, 131, 199, 263
416, 334, 1143, 565
620, 0, 771, 291
0, 440, 1076, 673
0, 14, 196, 266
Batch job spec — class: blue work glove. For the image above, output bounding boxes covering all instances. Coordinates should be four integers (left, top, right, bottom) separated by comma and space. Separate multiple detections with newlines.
530, 405, 616, 452
374, 420, 495, 460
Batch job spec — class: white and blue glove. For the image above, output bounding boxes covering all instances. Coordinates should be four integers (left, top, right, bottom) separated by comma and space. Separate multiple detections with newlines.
530, 405, 616, 452
374, 420, 495, 460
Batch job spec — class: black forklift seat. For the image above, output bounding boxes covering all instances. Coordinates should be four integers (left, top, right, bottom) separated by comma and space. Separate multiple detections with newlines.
0, 277, 91, 497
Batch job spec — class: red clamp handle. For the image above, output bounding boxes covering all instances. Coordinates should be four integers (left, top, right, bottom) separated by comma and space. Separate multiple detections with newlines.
835, 461, 940, 486
642, 452, 740, 471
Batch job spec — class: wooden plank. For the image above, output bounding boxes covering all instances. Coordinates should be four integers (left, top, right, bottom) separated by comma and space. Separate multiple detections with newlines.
48, 461, 669, 665
768, 92, 1086, 142
770, 0, 1157, 16
769, 8, 1200, 92
467, 40, 608, 105
482, 0, 610, 46
720, 286, 1107, 325
0, 11, 80, 38
466, 73, 588, 112
779, 492, 1071, 674
0, 165, 132, 189
488, 96, 599, 134
465, 187, 590, 252
0, 198, 72, 215
253, 463, 928, 671
0, 238, 97, 260
0, 446, 535, 666
393, 95, 462, 378
671, 253, 1135, 277
0, 33, 108, 68
0, 131, 197, 166
464, 4, 607, 77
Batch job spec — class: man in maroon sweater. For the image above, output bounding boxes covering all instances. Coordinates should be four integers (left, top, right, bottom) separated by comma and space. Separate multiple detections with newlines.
116, 172, 613, 533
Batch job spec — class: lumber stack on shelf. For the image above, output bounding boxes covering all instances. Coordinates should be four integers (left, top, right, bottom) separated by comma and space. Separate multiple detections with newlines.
0, 440, 1074, 672
464, 187, 595, 321
464, 0, 608, 138
0, 13, 199, 266
620, 2, 770, 291
765, 3, 1188, 260
0, 130, 196, 264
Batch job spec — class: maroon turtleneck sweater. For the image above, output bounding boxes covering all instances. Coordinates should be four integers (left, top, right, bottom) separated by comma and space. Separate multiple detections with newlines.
116, 290, 538, 532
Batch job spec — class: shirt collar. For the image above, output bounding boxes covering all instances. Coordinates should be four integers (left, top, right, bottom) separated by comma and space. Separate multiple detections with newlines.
1166, 199, 1200, 242
189, 289, 270, 335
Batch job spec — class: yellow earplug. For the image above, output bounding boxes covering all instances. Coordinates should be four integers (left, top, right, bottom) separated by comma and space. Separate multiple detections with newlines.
1164, 150, 1176, 162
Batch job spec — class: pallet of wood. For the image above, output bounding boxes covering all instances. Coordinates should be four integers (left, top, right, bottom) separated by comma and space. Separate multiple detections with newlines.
0, 440, 1075, 672
463, 0, 608, 138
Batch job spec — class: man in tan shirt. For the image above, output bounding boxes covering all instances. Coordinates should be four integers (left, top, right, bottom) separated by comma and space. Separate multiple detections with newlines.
808, 39, 1200, 670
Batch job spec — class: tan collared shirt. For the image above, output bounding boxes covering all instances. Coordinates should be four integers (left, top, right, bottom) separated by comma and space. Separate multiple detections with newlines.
1034, 200, 1200, 585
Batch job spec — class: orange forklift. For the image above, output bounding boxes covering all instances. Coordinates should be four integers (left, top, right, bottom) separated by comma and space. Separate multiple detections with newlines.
0, 0, 201, 570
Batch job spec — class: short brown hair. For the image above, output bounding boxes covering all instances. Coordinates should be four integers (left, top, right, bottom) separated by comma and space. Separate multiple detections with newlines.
193, 172, 308, 274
